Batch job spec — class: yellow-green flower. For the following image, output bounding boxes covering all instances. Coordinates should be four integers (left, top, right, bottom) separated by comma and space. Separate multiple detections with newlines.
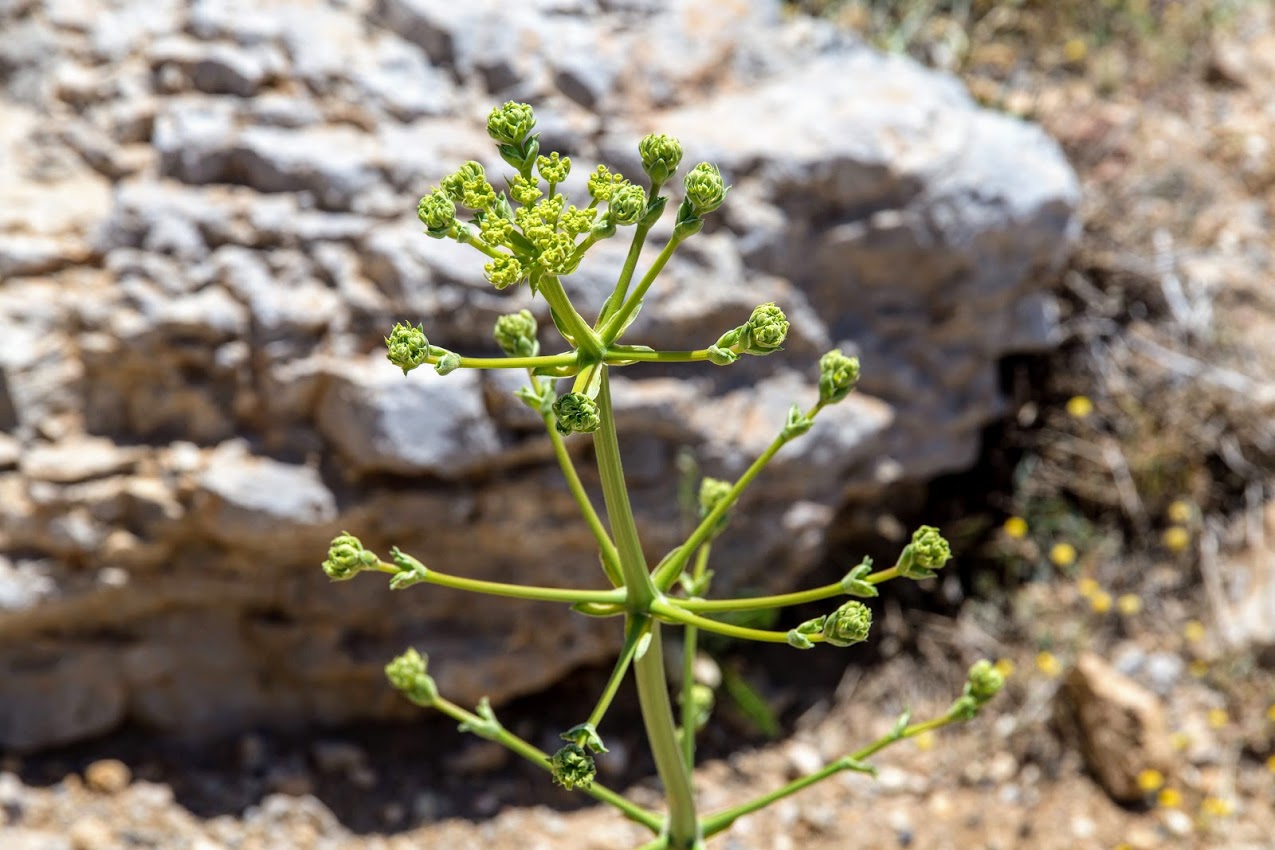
1002, 516, 1028, 539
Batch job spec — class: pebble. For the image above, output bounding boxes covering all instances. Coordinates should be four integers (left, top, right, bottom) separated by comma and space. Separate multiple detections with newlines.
68, 817, 115, 850
84, 760, 131, 794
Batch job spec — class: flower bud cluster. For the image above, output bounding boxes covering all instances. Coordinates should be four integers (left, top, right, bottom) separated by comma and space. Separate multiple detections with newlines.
950, 659, 1005, 720
550, 742, 596, 790
385, 648, 438, 707
638, 133, 683, 186
493, 309, 539, 358
385, 322, 431, 374
536, 152, 571, 184
898, 525, 952, 580
322, 532, 380, 581
553, 392, 601, 435
818, 349, 861, 405
714, 303, 790, 359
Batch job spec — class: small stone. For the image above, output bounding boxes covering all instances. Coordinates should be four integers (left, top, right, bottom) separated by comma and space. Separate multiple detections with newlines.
84, 759, 131, 793
68, 817, 114, 850
785, 740, 823, 778
1058, 652, 1174, 803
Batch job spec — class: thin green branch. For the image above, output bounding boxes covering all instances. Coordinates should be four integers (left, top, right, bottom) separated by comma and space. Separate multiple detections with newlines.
649, 598, 814, 645
596, 220, 655, 330
671, 563, 899, 614
701, 712, 965, 837
605, 346, 712, 364
599, 233, 685, 345
530, 372, 622, 586
423, 350, 578, 371
369, 562, 625, 606
431, 695, 662, 832
587, 616, 649, 729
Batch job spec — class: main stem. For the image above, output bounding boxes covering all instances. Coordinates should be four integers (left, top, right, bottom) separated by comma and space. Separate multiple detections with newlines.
592, 370, 701, 849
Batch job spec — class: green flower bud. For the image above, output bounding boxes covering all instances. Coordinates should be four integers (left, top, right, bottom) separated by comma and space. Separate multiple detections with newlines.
478, 211, 513, 246
587, 164, 626, 202
322, 531, 379, 581
561, 205, 598, 237
493, 309, 540, 358
553, 392, 601, 435
484, 255, 525, 290
686, 683, 714, 731
461, 179, 497, 212
698, 477, 734, 537
535, 233, 577, 275
822, 600, 872, 647
441, 161, 487, 203
684, 162, 728, 216
898, 525, 952, 579
549, 742, 596, 790
965, 659, 1005, 705
607, 183, 648, 226
385, 647, 438, 707
510, 174, 543, 206
536, 152, 571, 184
698, 477, 733, 521
434, 351, 461, 376
738, 302, 788, 355
417, 190, 457, 233
638, 132, 683, 185
385, 322, 430, 374
818, 349, 861, 405
487, 101, 537, 147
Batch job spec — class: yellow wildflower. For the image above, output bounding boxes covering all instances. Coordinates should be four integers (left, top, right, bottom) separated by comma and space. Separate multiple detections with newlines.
1050, 542, 1077, 568
1183, 620, 1206, 642
1200, 796, 1234, 818
1090, 590, 1113, 614
1077, 577, 1099, 598
1207, 708, 1228, 729
1117, 593, 1142, 615
1266, 703, 1275, 723
1063, 37, 1088, 63
994, 658, 1016, 679
1157, 787, 1182, 809
1163, 526, 1191, 553
1036, 651, 1062, 677
914, 730, 936, 751
1066, 395, 1094, 418
1137, 768, 1164, 793
1189, 660, 1209, 678
1003, 516, 1028, 539
1170, 731, 1190, 751
1167, 500, 1193, 524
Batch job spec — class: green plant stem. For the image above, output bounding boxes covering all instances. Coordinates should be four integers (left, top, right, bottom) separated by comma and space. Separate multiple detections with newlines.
671, 563, 899, 613
653, 428, 795, 593
605, 346, 712, 364
700, 713, 963, 837
539, 274, 605, 358
674, 582, 846, 613
596, 220, 655, 330
678, 618, 698, 774
587, 616, 648, 729
369, 563, 625, 606
425, 350, 577, 371
430, 695, 662, 833
649, 599, 817, 645
600, 234, 685, 344
592, 370, 701, 849
530, 373, 622, 586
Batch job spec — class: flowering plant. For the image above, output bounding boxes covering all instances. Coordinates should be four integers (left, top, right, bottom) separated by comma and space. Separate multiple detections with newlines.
323, 101, 1002, 849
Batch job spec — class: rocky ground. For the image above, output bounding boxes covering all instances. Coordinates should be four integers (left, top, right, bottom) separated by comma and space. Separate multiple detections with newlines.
5, 1, 1275, 849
